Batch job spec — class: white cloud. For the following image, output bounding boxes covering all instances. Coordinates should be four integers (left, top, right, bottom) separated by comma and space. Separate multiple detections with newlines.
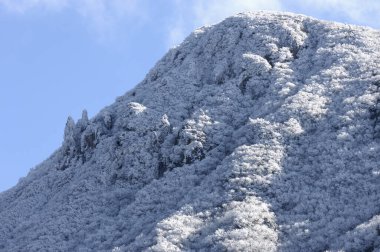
292, 0, 380, 28
2, 0, 379, 47
168, 21, 187, 48
0, 0, 68, 12
166, 0, 282, 47
74, 0, 141, 38
0, 0, 145, 40
166, 0, 191, 47
193, 0, 282, 26
165, 0, 380, 48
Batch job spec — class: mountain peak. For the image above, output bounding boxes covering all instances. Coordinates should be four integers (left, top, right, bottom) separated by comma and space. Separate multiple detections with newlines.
1, 12, 380, 251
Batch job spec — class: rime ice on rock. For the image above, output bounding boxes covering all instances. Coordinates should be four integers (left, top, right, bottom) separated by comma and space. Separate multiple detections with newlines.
64, 116, 76, 144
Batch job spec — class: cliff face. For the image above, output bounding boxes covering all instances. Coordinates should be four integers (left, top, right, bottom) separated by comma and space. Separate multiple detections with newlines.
1, 12, 380, 251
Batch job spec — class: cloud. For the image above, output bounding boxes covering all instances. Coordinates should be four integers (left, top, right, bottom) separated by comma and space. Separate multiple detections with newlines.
166, 0, 282, 47
168, 20, 187, 49
193, 0, 282, 26
0, 0, 68, 12
288, 0, 380, 28
74, 0, 143, 38
165, 0, 191, 47
165, 0, 380, 48
2, 0, 379, 48
0, 0, 146, 40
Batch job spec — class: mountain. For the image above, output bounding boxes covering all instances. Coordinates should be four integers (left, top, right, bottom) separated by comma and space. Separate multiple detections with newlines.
1, 11, 380, 251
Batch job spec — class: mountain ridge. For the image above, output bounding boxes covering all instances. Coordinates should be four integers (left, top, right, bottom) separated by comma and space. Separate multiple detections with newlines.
1, 11, 380, 251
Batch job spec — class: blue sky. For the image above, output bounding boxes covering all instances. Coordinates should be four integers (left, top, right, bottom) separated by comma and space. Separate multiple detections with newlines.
0, 0, 379, 192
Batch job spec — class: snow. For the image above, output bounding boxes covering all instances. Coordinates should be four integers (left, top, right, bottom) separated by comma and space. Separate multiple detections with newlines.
1, 11, 380, 251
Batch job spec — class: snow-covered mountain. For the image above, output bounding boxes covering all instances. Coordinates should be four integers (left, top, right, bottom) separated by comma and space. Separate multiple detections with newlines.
1, 11, 380, 251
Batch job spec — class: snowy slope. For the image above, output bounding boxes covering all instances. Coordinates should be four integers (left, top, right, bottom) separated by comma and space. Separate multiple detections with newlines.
1, 11, 380, 251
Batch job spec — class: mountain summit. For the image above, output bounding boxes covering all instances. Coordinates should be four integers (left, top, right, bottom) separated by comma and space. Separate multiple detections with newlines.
1, 12, 380, 251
